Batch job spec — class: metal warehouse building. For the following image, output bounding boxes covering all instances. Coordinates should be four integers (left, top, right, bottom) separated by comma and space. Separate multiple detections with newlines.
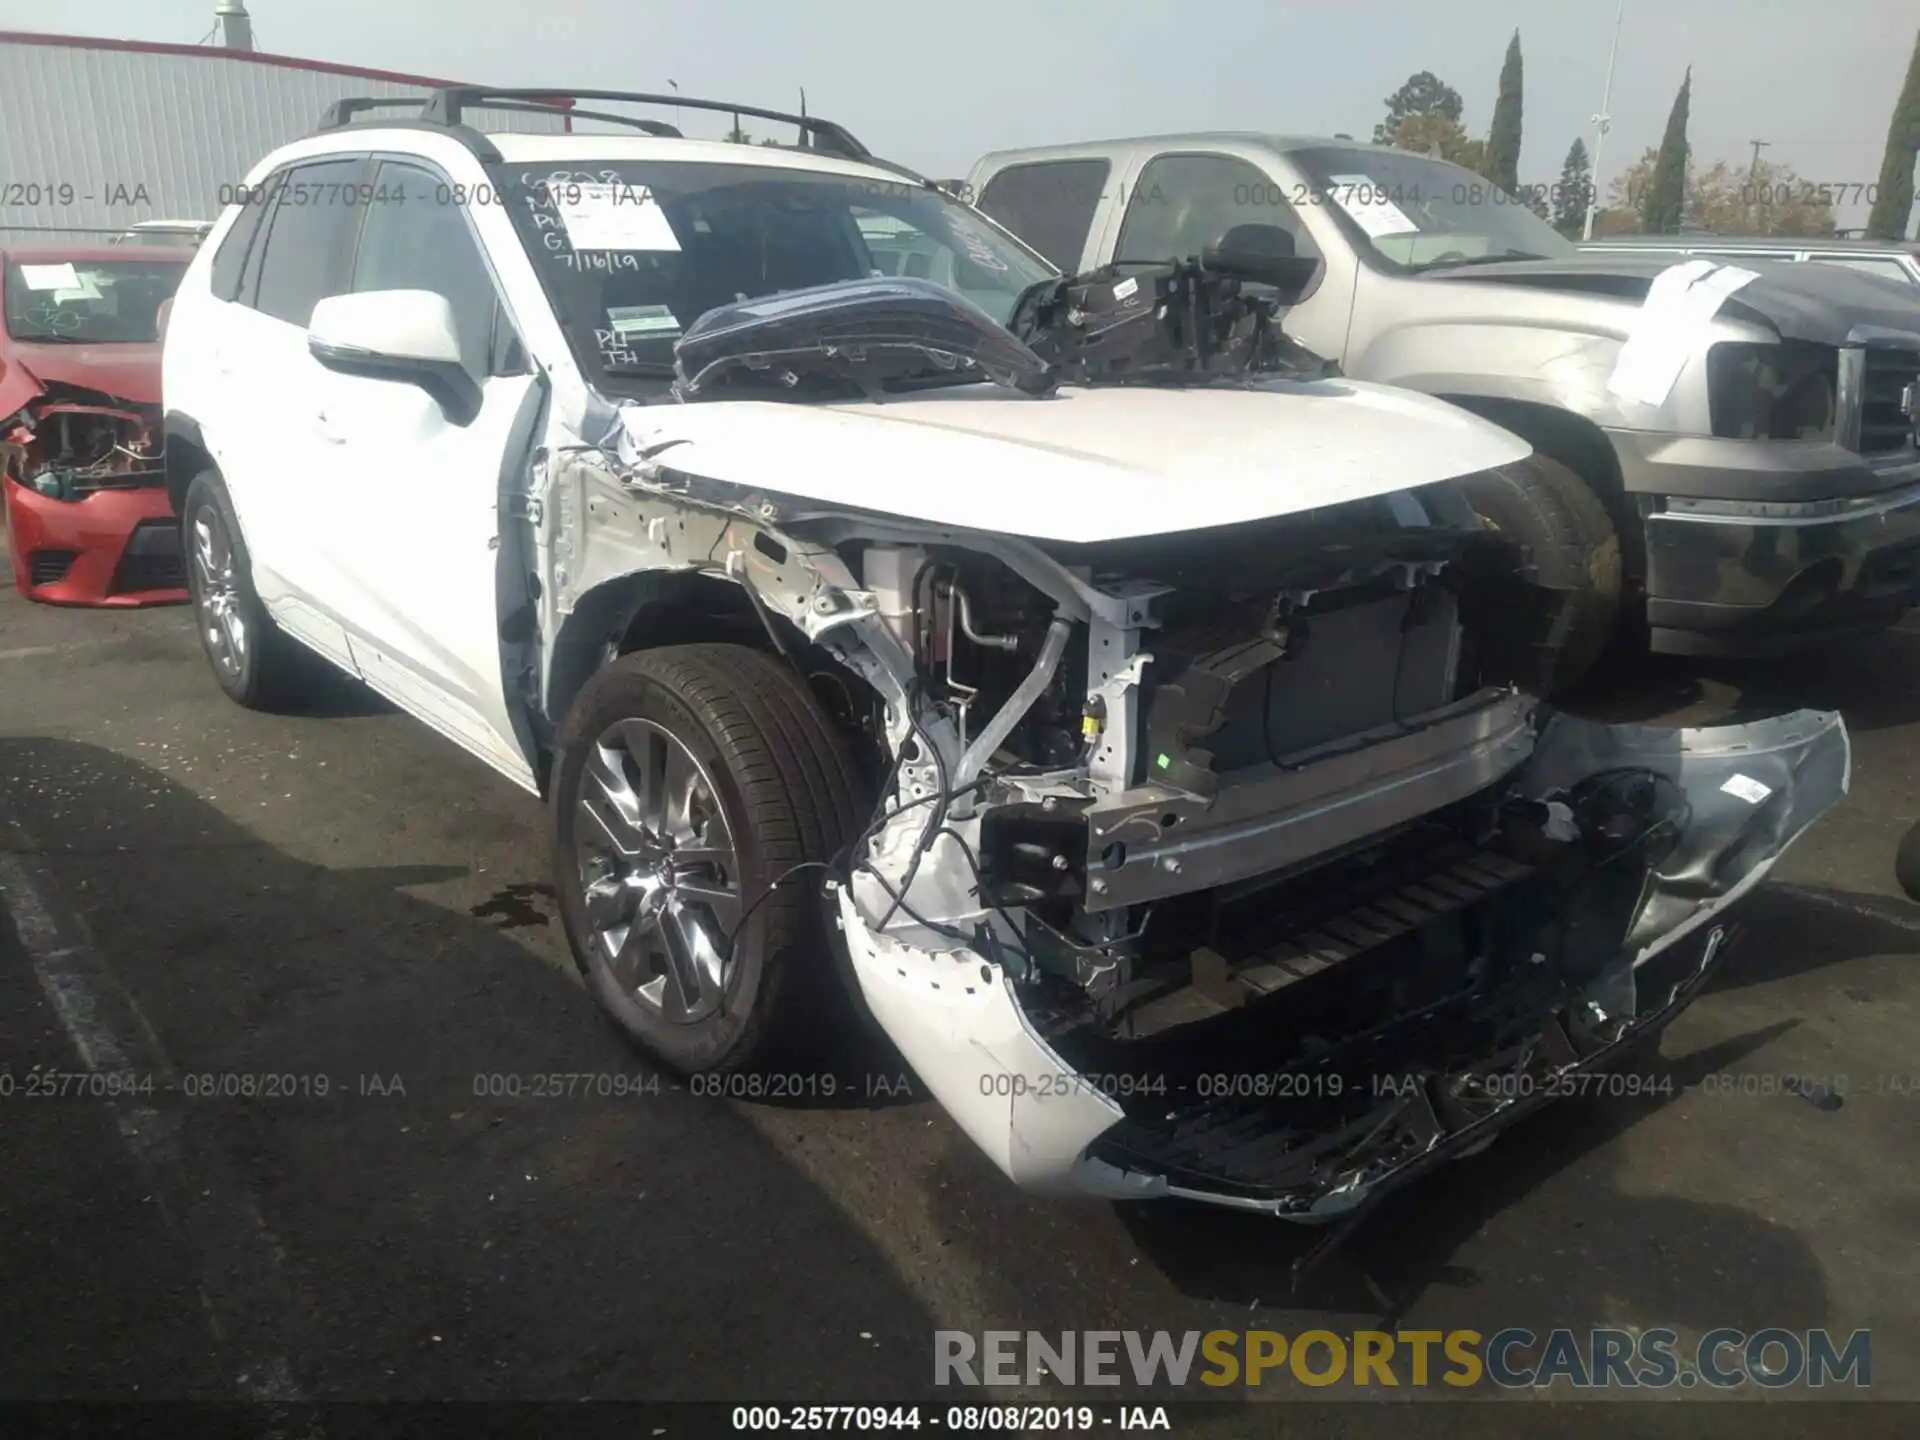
0, 15, 564, 246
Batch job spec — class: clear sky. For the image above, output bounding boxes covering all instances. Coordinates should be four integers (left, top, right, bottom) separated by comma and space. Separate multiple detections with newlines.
6, 0, 1915, 230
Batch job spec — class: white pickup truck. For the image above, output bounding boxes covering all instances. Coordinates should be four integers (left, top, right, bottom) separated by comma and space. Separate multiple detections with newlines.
969, 134, 1920, 689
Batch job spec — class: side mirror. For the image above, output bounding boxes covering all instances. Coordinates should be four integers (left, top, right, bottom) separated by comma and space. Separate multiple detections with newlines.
307, 290, 480, 424
1200, 224, 1322, 303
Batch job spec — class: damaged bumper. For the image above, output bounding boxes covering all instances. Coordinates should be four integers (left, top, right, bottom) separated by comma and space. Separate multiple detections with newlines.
836, 707, 1849, 1219
1616, 432, 1920, 654
3, 476, 185, 606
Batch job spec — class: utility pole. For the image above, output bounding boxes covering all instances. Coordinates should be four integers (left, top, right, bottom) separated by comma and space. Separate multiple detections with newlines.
1583, 0, 1627, 240
1747, 138, 1770, 234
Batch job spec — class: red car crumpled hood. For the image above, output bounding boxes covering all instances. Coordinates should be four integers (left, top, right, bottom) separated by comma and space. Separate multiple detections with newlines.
0, 341, 164, 416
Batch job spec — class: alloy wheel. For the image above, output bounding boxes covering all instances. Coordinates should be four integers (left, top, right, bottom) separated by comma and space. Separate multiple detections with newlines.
189, 506, 247, 682
573, 718, 744, 1023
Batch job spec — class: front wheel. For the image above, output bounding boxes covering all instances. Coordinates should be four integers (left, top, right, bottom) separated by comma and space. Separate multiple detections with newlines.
551, 644, 865, 1074
1455, 455, 1622, 695
181, 470, 309, 710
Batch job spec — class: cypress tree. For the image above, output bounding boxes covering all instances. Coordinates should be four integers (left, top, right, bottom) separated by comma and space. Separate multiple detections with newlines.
1868, 31, 1920, 240
1483, 31, 1524, 194
1643, 69, 1692, 234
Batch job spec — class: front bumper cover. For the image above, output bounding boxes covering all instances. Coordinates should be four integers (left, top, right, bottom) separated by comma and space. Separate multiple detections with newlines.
3, 477, 187, 607
837, 707, 1850, 1219
1608, 430, 1920, 652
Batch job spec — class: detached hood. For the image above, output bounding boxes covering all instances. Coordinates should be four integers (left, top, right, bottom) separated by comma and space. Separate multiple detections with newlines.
0, 342, 164, 417
617, 380, 1531, 544
1423, 254, 1920, 347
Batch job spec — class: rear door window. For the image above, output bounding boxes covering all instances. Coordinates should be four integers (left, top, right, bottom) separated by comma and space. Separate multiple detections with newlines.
976, 159, 1109, 272
210, 178, 278, 303
250, 157, 368, 327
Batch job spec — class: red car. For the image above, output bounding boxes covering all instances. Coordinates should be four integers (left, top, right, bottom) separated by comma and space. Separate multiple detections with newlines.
2, 246, 193, 605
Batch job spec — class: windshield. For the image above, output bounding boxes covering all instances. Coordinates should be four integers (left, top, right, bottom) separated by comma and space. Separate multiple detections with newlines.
2, 258, 187, 342
486, 159, 1055, 395
1286, 146, 1576, 273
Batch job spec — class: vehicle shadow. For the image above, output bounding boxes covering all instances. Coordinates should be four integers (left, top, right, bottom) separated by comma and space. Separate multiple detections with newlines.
915, 897, 1861, 1382
1565, 627, 1920, 735
1704, 882, 1920, 993
1110, 1015, 1807, 1323
272, 660, 396, 719
0, 736, 940, 1401
1111, 863, 1920, 1327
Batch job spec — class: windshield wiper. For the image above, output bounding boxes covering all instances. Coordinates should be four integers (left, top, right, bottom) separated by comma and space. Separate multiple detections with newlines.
1410, 249, 1546, 273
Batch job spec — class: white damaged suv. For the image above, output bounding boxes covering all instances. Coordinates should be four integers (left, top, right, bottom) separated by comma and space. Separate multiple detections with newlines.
162, 89, 1850, 1220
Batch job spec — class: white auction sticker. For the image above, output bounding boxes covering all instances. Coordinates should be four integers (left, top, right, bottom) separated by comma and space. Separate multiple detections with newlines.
1719, 773, 1774, 806
1607, 261, 1759, 407
1326, 174, 1418, 240
1112, 276, 1140, 301
17, 262, 80, 291
552, 182, 681, 252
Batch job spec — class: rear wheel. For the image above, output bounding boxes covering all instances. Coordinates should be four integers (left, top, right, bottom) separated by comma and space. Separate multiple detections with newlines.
181, 470, 310, 710
551, 644, 864, 1074
1456, 455, 1622, 695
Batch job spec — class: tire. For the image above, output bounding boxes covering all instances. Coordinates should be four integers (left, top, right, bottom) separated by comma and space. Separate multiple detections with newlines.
1455, 454, 1622, 695
180, 470, 312, 710
1896, 820, 1920, 904
551, 644, 865, 1074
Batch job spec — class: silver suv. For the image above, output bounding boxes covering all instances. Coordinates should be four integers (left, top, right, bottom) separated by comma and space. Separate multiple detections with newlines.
968, 135, 1920, 686
155, 91, 1850, 1221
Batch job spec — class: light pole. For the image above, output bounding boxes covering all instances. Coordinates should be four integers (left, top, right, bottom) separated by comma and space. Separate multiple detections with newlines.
1582, 0, 1627, 240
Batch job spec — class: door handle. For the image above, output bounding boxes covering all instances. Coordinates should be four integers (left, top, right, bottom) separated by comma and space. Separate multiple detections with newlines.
315, 410, 347, 445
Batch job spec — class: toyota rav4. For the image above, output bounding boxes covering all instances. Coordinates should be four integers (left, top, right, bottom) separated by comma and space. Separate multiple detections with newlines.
161, 89, 1849, 1221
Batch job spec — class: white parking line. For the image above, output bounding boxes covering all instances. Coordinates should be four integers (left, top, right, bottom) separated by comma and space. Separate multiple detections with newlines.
0, 829, 308, 1406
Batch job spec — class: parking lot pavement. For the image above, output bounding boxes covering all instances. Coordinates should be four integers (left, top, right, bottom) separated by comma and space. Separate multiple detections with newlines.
3, 574, 1919, 1419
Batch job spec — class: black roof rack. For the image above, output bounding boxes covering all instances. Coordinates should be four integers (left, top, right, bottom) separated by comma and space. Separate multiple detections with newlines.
307, 88, 937, 189
419, 87, 873, 161
316, 96, 433, 129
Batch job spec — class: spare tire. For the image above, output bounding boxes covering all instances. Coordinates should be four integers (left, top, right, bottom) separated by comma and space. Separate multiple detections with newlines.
1454, 454, 1622, 695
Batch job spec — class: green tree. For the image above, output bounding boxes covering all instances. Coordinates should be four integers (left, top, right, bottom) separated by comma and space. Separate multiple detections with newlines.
1691, 159, 1836, 236
1867, 29, 1920, 240
1606, 149, 1835, 236
1642, 68, 1692, 233
1383, 112, 1486, 170
1552, 138, 1593, 237
1373, 71, 1464, 145
1481, 31, 1524, 194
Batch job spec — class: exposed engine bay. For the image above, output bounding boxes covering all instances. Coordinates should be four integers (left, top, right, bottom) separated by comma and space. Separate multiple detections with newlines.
525, 274, 1851, 1221
1, 382, 165, 502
